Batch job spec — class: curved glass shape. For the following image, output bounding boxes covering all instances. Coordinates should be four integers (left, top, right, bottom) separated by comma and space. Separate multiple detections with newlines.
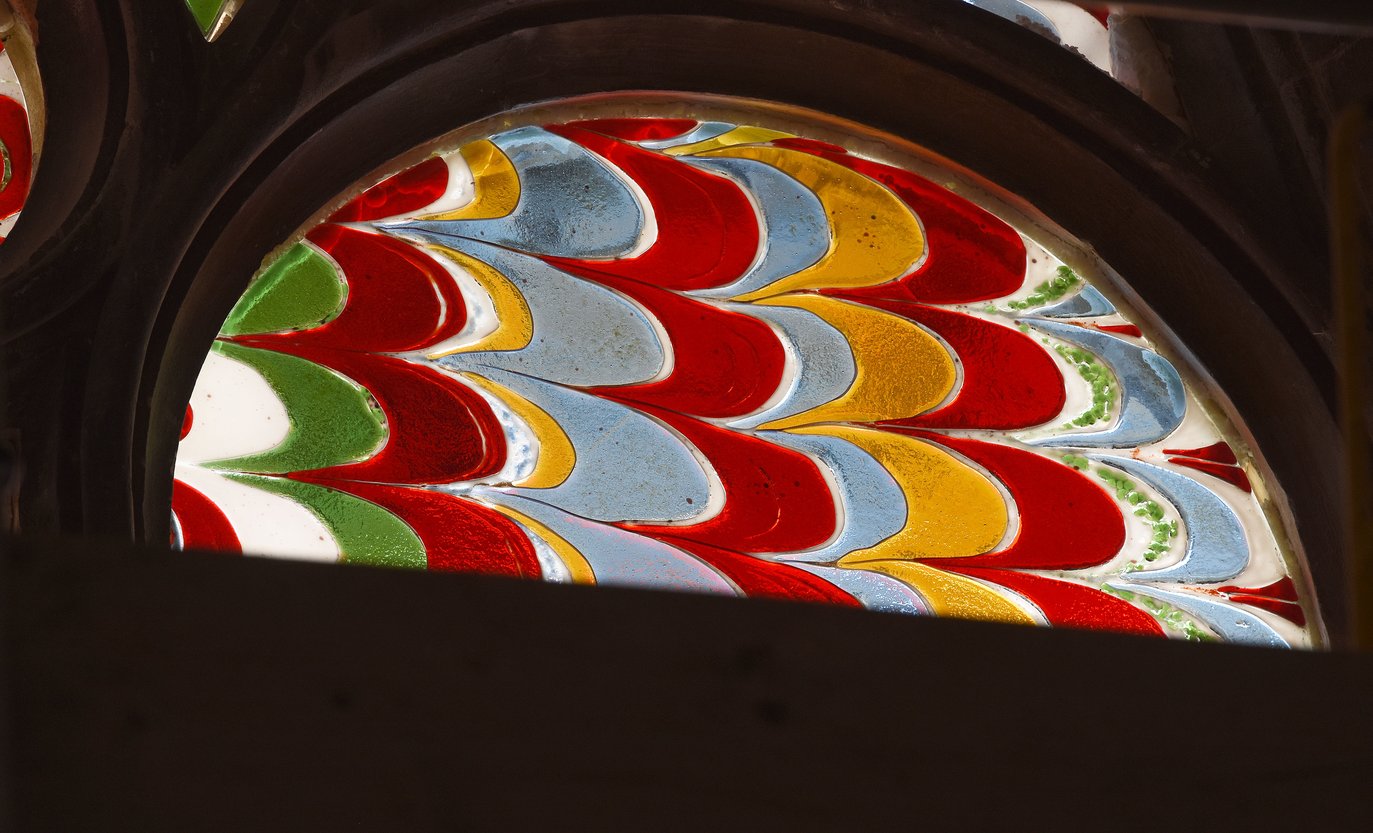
0, 20, 38, 243
171, 94, 1318, 647
183, 0, 243, 42
966, 1, 1111, 72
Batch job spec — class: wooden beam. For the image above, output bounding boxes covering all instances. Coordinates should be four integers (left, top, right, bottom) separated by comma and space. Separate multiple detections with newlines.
4, 536, 1373, 830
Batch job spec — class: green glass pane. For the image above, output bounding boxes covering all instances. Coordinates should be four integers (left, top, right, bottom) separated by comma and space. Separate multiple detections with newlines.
206, 341, 384, 474
226, 474, 427, 569
183, 0, 228, 37
222, 243, 345, 337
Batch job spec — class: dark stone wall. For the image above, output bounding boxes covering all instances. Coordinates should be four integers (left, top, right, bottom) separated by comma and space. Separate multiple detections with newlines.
5, 535, 1373, 831
1151, 20, 1373, 347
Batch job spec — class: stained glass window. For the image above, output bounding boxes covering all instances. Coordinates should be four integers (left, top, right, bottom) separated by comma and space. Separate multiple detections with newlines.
966, 1, 1111, 72
171, 95, 1317, 647
0, 22, 36, 244
963, 1, 1181, 117
182, 0, 241, 42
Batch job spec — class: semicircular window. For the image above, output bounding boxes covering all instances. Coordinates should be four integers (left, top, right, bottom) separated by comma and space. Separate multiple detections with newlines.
0, 22, 38, 244
172, 95, 1318, 648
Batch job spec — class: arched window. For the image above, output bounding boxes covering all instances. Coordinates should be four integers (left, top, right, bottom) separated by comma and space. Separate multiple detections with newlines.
3, 1, 1361, 651
7, 3, 1373, 826
171, 96, 1317, 647
0, 12, 37, 245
